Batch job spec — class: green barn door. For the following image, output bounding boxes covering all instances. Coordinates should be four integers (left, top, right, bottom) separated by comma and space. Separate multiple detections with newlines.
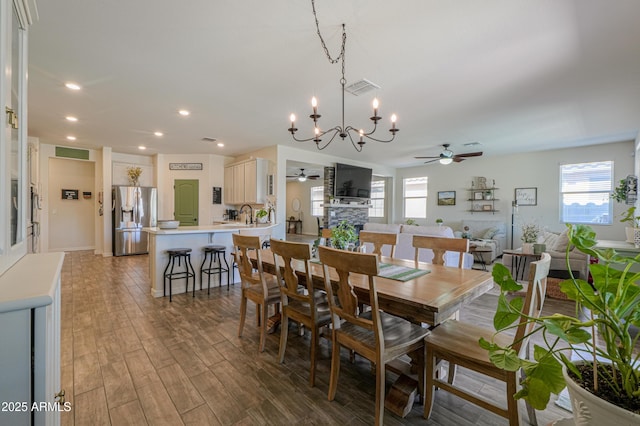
174, 179, 199, 226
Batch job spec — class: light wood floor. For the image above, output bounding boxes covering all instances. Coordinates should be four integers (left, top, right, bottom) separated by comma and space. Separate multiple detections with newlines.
60, 250, 573, 425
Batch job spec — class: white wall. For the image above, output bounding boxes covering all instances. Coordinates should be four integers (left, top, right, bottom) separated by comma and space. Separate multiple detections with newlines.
156, 153, 231, 225
286, 179, 322, 235
395, 141, 635, 245
48, 158, 96, 251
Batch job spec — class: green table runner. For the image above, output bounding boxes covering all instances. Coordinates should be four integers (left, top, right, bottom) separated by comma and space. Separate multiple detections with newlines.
311, 259, 430, 282
378, 263, 430, 281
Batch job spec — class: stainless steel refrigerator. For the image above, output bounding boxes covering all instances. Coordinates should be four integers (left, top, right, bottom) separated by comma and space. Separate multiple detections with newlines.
112, 186, 157, 256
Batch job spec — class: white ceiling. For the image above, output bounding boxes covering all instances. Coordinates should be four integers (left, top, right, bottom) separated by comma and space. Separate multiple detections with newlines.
27, 0, 640, 168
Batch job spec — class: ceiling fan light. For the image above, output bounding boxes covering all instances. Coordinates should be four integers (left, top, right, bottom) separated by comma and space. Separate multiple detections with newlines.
439, 157, 453, 165
298, 175, 307, 182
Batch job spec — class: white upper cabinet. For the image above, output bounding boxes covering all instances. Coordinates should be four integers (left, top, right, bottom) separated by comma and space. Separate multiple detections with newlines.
224, 158, 269, 205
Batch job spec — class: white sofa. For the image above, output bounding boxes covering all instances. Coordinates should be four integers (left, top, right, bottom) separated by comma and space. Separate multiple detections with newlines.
502, 229, 590, 280
453, 219, 507, 264
362, 223, 473, 268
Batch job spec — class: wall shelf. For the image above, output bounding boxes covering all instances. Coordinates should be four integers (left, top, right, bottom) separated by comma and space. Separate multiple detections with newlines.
468, 187, 499, 214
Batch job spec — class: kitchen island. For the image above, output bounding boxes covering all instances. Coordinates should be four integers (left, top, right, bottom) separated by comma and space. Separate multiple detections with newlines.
144, 223, 278, 298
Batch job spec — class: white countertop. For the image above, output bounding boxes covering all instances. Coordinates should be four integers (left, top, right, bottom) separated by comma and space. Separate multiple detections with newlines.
143, 222, 277, 235
0, 252, 65, 313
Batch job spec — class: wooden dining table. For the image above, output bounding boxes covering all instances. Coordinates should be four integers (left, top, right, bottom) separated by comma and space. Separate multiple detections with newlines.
250, 249, 494, 327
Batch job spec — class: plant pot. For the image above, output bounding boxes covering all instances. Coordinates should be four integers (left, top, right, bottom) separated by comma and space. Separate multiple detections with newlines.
625, 226, 635, 243
563, 362, 640, 425
521, 243, 534, 254
533, 243, 546, 255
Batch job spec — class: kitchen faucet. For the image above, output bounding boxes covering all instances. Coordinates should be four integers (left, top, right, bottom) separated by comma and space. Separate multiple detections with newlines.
239, 204, 253, 224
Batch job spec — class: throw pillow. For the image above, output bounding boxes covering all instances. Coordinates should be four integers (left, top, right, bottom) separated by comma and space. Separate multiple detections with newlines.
482, 227, 499, 239
542, 231, 559, 247
552, 229, 572, 252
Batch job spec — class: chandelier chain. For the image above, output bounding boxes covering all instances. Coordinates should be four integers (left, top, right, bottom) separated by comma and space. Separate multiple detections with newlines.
311, 0, 346, 81
288, 0, 399, 151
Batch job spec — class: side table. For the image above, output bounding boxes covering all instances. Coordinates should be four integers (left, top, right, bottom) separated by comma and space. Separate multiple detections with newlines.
503, 249, 541, 281
469, 245, 492, 271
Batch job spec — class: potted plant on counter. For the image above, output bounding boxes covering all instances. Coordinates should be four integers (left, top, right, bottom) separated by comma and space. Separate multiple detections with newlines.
620, 206, 640, 246
481, 224, 640, 424
255, 208, 268, 224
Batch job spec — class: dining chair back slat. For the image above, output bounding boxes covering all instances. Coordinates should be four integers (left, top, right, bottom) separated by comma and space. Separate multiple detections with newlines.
318, 245, 430, 426
359, 230, 398, 258
412, 235, 469, 268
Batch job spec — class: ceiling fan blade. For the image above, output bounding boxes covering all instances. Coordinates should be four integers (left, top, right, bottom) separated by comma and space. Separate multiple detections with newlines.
414, 156, 440, 159
454, 151, 483, 158
423, 159, 440, 164
453, 157, 466, 163
308, 175, 321, 179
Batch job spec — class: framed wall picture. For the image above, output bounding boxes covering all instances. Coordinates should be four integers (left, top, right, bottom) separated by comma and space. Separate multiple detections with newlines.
515, 187, 537, 206
482, 204, 493, 211
437, 191, 456, 206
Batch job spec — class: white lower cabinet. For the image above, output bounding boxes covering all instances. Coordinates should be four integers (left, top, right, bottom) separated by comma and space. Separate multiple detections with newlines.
0, 253, 64, 426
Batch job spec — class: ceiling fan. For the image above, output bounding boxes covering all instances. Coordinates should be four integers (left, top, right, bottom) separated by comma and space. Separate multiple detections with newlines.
414, 143, 483, 164
286, 168, 320, 182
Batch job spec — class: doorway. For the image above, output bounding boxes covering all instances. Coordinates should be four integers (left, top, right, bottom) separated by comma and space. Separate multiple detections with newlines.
174, 179, 199, 226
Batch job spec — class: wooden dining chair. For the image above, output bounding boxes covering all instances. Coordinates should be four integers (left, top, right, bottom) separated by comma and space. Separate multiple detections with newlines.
423, 252, 551, 426
232, 233, 281, 352
318, 245, 430, 426
321, 228, 332, 246
412, 235, 469, 268
270, 239, 332, 387
359, 230, 398, 258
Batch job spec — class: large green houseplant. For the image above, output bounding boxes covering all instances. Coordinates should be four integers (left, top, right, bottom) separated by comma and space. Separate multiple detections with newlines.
480, 224, 640, 420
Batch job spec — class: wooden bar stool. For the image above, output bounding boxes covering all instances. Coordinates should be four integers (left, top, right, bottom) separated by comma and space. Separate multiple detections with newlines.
163, 248, 196, 301
200, 244, 230, 292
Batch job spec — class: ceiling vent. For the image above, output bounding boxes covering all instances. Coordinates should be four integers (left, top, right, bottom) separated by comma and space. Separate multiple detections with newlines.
464, 141, 482, 147
201, 137, 217, 142
345, 79, 380, 96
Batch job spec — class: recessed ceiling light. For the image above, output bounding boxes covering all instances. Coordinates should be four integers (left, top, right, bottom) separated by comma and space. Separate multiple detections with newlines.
66, 136, 76, 141
178, 109, 190, 116
217, 143, 224, 147
154, 131, 163, 137
65, 82, 81, 90
138, 146, 146, 150
65, 116, 78, 122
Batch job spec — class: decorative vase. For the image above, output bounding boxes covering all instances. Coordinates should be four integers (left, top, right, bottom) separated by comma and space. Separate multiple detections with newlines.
563, 362, 640, 425
533, 243, 546, 255
521, 243, 534, 254
130, 178, 139, 186
625, 226, 635, 243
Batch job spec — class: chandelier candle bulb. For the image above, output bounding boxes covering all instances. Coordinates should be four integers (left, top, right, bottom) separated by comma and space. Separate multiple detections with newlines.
391, 114, 397, 130
373, 98, 379, 115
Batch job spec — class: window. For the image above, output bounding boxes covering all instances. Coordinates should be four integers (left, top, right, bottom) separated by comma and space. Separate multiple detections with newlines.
403, 177, 428, 218
310, 185, 324, 217
369, 179, 385, 217
560, 161, 612, 224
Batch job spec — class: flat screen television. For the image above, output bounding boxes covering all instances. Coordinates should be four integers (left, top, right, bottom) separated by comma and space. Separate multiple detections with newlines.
334, 163, 372, 199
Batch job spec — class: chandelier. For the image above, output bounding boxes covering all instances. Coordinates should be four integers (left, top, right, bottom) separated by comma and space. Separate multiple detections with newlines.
288, 1, 399, 152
